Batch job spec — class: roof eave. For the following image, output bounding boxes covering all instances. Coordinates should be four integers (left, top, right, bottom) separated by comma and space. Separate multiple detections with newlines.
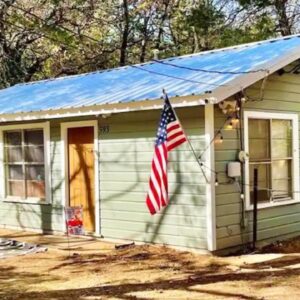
0, 94, 205, 123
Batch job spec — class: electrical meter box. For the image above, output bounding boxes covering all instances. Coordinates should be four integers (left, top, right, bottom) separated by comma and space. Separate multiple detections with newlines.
227, 162, 241, 178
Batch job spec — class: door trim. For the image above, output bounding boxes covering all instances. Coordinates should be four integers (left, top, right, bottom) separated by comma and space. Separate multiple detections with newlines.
61, 120, 99, 236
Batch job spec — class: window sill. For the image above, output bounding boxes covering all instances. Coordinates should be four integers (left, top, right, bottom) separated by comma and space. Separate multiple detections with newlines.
2, 197, 51, 205
246, 199, 299, 211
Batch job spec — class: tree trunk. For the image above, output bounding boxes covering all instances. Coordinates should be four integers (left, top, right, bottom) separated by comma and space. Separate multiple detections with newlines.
140, 15, 150, 63
120, 0, 129, 66
155, 0, 170, 50
274, 0, 292, 36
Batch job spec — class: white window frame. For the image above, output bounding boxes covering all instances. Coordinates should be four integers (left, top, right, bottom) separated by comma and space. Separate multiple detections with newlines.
0, 122, 51, 204
244, 111, 299, 210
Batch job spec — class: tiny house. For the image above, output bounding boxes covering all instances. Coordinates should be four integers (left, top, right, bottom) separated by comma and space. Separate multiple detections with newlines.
1, 35, 300, 252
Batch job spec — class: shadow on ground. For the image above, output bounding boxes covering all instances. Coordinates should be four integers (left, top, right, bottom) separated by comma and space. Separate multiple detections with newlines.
2, 265, 300, 300
2, 243, 300, 300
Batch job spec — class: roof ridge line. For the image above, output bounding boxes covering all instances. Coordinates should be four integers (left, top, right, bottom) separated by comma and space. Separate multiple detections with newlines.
160, 34, 300, 61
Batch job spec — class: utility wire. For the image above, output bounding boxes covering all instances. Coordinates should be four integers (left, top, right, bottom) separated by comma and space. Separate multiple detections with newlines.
132, 65, 230, 88
152, 59, 270, 75
243, 75, 268, 102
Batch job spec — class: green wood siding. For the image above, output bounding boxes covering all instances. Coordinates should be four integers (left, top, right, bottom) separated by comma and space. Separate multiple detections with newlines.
215, 72, 300, 250
0, 108, 207, 249
100, 107, 207, 249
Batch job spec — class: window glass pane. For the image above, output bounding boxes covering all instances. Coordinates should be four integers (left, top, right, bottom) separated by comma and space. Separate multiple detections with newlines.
249, 119, 270, 161
26, 165, 45, 181
26, 181, 45, 198
26, 165, 45, 198
250, 163, 271, 204
5, 147, 22, 162
7, 181, 24, 197
25, 146, 44, 163
6, 165, 24, 197
7, 165, 23, 180
4, 131, 21, 146
272, 120, 292, 158
24, 129, 43, 145
272, 160, 292, 200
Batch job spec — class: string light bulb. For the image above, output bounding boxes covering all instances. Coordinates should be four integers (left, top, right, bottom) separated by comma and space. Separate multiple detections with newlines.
215, 176, 219, 186
231, 117, 239, 125
214, 131, 223, 144
226, 122, 233, 130
227, 114, 239, 129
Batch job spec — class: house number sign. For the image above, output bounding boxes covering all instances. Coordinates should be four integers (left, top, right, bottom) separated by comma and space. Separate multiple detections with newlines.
100, 125, 110, 134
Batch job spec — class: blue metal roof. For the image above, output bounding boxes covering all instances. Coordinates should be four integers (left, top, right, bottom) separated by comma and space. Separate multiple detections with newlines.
1, 35, 300, 114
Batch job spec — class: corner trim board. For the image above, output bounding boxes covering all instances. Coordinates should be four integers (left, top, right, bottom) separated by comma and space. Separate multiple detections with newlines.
205, 104, 217, 251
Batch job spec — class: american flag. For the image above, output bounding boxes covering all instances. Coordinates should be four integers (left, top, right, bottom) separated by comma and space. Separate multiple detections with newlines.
146, 95, 187, 215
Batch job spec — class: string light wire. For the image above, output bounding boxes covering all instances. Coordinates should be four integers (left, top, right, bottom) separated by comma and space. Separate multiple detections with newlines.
198, 117, 229, 160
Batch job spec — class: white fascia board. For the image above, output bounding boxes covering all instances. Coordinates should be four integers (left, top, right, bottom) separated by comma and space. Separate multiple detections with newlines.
0, 95, 205, 123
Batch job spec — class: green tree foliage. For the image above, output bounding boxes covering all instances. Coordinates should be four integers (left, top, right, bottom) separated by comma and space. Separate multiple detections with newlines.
238, 0, 300, 36
0, 0, 298, 88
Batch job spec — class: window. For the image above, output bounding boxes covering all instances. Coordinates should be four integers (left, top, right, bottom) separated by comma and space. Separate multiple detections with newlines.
0, 123, 50, 203
245, 112, 299, 209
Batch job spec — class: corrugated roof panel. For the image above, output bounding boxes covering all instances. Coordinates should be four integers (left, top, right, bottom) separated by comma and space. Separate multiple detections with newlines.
0, 35, 300, 114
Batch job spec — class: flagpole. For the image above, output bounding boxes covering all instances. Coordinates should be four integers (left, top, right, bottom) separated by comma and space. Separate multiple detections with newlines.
162, 89, 209, 183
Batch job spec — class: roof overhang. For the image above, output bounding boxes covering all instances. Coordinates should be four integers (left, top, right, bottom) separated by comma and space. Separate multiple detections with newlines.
210, 43, 300, 102
0, 94, 203, 123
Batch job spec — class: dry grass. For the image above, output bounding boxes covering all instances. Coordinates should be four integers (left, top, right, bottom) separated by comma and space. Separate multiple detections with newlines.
1, 229, 300, 299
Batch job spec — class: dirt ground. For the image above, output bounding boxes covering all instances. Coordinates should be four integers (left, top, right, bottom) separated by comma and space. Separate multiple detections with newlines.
1, 229, 300, 300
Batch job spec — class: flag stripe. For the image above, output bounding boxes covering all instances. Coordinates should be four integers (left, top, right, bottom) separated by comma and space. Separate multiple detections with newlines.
146, 196, 156, 215
149, 179, 160, 209
153, 147, 164, 206
159, 144, 168, 205
167, 122, 181, 132
167, 134, 187, 150
148, 188, 160, 212
157, 145, 167, 206
167, 130, 185, 142
167, 137, 187, 151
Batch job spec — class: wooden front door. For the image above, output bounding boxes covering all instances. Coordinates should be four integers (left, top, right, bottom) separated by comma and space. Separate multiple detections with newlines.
68, 126, 95, 232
